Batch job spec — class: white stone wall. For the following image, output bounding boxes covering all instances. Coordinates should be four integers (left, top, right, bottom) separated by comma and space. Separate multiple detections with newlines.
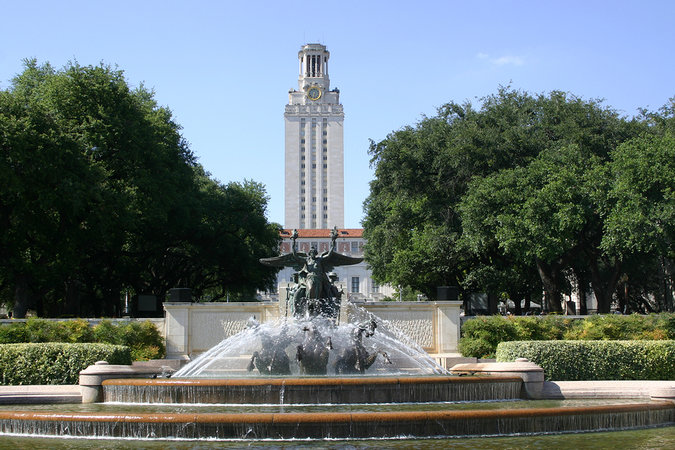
164, 302, 279, 358
164, 301, 461, 360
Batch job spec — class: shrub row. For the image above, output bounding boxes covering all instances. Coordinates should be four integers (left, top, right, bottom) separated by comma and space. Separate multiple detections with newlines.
0, 343, 131, 385
0, 319, 164, 361
496, 340, 675, 381
459, 313, 675, 358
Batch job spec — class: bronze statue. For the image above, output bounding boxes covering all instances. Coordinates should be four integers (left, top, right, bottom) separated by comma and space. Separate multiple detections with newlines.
296, 324, 333, 375
247, 329, 292, 376
260, 227, 362, 319
334, 320, 391, 374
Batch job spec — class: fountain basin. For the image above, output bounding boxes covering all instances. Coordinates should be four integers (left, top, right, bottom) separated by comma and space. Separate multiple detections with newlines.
102, 375, 522, 404
0, 401, 671, 440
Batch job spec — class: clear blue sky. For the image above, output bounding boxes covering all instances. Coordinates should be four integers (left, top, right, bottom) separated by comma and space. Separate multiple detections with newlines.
1, 1, 673, 227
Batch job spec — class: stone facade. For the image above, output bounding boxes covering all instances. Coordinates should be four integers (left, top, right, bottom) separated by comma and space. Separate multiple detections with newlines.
163, 301, 462, 360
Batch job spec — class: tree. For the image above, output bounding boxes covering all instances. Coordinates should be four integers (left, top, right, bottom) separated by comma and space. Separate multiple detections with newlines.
364, 87, 641, 310
602, 131, 675, 311
0, 60, 279, 317
461, 145, 616, 312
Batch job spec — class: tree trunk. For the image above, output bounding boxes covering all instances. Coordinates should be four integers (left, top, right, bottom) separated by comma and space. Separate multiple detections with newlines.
575, 270, 589, 315
523, 292, 531, 314
487, 292, 499, 315
589, 259, 621, 314
661, 256, 675, 312
12, 274, 32, 319
536, 259, 562, 313
63, 279, 81, 317
511, 292, 522, 315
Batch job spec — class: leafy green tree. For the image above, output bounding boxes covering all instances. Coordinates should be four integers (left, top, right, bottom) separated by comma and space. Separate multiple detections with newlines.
364, 88, 637, 309
461, 145, 615, 312
0, 60, 279, 317
602, 131, 675, 311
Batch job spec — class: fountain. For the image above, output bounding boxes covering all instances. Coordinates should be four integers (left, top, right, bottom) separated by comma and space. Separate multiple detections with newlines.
0, 228, 672, 442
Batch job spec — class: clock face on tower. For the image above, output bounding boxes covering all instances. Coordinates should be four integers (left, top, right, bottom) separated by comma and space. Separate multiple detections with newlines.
307, 86, 322, 101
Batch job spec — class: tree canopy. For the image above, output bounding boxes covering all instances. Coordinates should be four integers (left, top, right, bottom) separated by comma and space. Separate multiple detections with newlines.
0, 60, 280, 317
363, 87, 674, 313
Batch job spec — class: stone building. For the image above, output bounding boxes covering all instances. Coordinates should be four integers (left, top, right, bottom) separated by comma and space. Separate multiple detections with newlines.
261, 44, 389, 301
284, 43, 344, 230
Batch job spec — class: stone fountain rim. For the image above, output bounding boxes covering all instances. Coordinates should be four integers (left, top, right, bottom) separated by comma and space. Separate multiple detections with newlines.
0, 401, 670, 424
101, 374, 523, 387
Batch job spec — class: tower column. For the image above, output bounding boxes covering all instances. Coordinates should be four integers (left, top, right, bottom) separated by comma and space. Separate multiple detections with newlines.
286, 43, 343, 229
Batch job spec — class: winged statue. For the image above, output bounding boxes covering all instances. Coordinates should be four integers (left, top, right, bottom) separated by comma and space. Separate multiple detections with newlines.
260, 227, 363, 319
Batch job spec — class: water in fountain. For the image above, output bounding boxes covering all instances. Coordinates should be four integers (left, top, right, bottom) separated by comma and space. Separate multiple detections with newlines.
173, 301, 446, 378
175, 227, 447, 379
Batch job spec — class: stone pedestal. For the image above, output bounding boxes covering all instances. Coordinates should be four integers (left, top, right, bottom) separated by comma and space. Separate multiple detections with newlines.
650, 386, 675, 403
450, 358, 545, 399
79, 361, 166, 403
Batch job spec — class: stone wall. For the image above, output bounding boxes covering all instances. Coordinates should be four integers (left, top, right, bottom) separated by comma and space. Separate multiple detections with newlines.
163, 301, 462, 360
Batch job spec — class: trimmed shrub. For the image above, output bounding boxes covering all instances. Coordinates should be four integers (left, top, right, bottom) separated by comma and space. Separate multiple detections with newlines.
459, 313, 675, 358
562, 313, 672, 340
512, 316, 568, 341
0, 319, 165, 361
0, 343, 131, 385
459, 315, 519, 358
0, 323, 29, 343
111, 320, 165, 361
496, 340, 675, 381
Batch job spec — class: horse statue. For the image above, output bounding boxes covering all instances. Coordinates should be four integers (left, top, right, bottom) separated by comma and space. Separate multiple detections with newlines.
334, 320, 391, 374
296, 324, 333, 375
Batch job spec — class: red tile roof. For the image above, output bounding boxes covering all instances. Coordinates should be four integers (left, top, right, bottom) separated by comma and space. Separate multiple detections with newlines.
280, 228, 364, 238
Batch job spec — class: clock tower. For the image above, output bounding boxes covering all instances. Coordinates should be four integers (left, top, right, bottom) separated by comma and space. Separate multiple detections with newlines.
284, 43, 344, 229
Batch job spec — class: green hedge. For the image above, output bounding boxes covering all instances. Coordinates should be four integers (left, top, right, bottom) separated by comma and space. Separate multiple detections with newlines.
0, 319, 165, 361
496, 340, 675, 381
0, 343, 131, 385
459, 313, 675, 358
